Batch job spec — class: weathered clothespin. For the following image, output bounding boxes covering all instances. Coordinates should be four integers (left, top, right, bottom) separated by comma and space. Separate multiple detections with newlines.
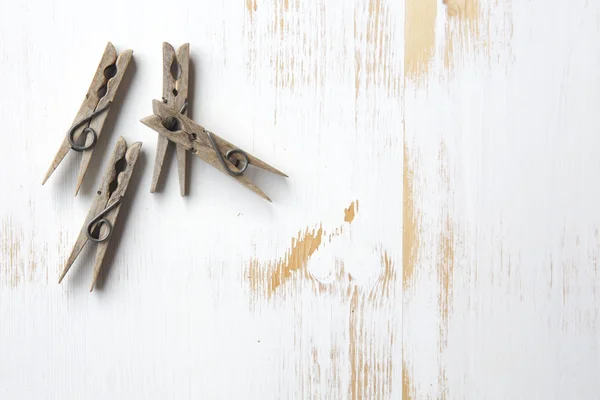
42, 42, 133, 195
58, 137, 142, 291
150, 42, 190, 195
141, 100, 287, 201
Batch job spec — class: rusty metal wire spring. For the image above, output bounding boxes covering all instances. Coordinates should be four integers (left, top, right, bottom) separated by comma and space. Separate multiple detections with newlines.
86, 195, 123, 242
68, 102, 112, 151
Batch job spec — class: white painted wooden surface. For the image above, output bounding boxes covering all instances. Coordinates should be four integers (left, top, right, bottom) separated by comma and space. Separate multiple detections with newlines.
1, 0, 599, 398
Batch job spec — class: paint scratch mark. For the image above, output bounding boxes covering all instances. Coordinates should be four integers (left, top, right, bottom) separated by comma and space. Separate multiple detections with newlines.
330, 347, 342, 397
0, 217, 48, 287
244, 0, 329, 124
403, 359, 415, 400
443, 0, 482, 71
438, 213, 454, 399
402, 143, 420, 290
1, 217, 23, 287
349, 288, 363, 400
370, 249, 396, 303
443, 0, 513, 72
348, 258, 396, 399
355, 0, 401, 99
438, 142, 455, 346
436, 141, 457, 399
274, 0, 323, 91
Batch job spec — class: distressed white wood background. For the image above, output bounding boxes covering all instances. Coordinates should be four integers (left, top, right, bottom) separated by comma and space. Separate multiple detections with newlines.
1, 0, 599, 398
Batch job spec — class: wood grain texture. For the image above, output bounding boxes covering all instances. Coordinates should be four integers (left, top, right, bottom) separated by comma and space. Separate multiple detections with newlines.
2, 0, 600, 398
75, 49, 133, 196
150, 42, 190, 195
41, 43, 133, 196
90, 140, 142, 291
57, 137, 141, 291
142, 100, 287, 201
57, 138, 129, 285
41, 43, 118, 186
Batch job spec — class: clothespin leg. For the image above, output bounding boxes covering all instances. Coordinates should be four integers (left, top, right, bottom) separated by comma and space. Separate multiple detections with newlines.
89, 204, 121, 292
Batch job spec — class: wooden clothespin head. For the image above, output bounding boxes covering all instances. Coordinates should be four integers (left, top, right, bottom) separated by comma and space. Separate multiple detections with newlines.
42, 42, 133, 195
58, 137, 142, 291
150, 42, 190, 195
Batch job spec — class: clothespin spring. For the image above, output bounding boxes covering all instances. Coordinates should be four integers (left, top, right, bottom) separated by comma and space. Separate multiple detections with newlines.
86, 195, 123, 242
205, 132, 249, 176
68, 102, 112, 151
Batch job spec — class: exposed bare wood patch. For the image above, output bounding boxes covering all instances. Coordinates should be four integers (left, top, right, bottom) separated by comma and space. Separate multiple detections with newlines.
404, 0, 437, 85
245, 0, 257, 17
344, 200, 359, 224
402, 359, 415, 400
249, 225, 324, 298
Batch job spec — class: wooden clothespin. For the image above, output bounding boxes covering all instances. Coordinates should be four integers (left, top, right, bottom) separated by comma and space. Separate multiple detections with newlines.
150, 42, 190, 195
58, 137, 142, 291
42, 42, 133, 195
141, 100, 287, 201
